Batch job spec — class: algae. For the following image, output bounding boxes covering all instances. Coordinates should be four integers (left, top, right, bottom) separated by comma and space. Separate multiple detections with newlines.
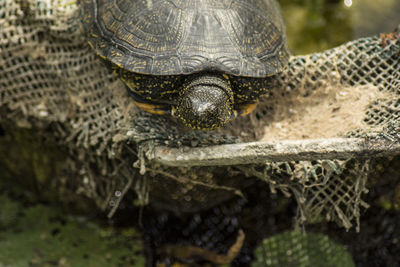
0, 150, 145, 267
0, 192, 145, 267
252, 231, 355, 267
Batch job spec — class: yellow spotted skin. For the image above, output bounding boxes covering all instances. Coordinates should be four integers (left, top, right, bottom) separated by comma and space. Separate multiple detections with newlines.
118, 68, 272, 106
116, 68, 273, 129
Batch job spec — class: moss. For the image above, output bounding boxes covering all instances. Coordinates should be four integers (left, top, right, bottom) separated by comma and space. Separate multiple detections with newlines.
0, 125, 146, 266
0, 194, 21, 229
0, 192, 145, 266
252, 231, 355, 267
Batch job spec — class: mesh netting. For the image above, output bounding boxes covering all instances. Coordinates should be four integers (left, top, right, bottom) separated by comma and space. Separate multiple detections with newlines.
252, 231, 355, 267
1, 0, 400, 231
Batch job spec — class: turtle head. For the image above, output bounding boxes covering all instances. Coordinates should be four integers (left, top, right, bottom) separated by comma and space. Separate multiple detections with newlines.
173, 75, 234, 130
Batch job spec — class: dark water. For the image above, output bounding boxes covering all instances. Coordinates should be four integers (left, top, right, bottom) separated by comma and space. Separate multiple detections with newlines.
279, 0, 400, 54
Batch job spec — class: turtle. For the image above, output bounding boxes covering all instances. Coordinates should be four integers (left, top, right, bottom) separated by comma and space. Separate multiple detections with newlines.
79, 0, 289, 130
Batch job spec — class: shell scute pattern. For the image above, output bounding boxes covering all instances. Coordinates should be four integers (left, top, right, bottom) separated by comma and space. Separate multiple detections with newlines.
100, 0, 184, 53
80, 0, 289, 129
81, 0, 289, 76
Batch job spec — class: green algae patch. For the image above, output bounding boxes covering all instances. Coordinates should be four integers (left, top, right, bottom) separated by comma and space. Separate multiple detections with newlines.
252, 231, 355, 267
0, 194, 145, 267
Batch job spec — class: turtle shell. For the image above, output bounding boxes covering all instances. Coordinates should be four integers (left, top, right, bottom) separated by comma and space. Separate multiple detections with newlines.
80, 0, 289, 77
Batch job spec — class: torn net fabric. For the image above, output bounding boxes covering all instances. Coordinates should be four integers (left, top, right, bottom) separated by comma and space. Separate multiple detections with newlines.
1, 0, 400, 230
